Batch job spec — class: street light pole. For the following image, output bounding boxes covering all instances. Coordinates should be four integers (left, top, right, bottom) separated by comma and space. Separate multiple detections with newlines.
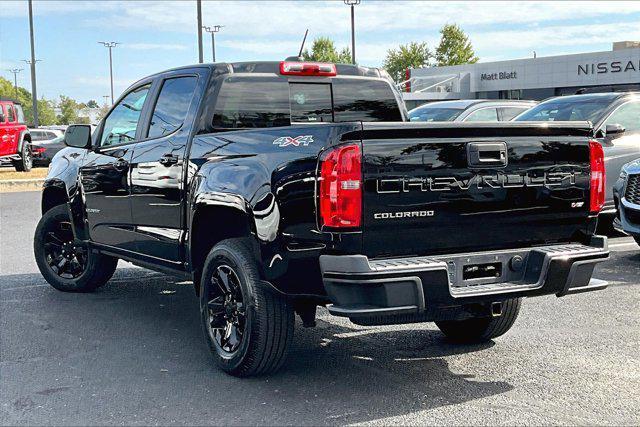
197, 0, 203, 63
344, 0, 360, 64
203, 25, 223, 62
102, 95, 110, 106
7, 69, 23, 99
28, 0, 39, 127
98, 42, 119, 105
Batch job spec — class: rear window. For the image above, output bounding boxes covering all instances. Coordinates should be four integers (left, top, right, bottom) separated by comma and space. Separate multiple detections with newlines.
212, 76, 401, 130
515, 98, 612, 122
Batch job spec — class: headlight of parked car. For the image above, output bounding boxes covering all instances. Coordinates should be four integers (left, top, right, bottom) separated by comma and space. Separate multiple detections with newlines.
620, 169, 628, 180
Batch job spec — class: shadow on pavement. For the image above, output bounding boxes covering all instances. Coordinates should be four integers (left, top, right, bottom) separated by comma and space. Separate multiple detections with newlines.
1, 267, 513, 425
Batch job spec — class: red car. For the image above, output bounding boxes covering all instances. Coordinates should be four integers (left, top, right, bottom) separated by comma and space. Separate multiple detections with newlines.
0, 97, 32, 171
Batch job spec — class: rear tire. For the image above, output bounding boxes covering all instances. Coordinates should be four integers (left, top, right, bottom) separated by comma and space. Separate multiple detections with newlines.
13, 143, 32, 172
34, 205, 118, 292
200, 238, 294, 377
435, 298, 522, 343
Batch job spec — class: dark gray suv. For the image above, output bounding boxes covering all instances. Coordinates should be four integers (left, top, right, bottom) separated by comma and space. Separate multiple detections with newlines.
515, 92, 640, 215
613, 159, 640, 244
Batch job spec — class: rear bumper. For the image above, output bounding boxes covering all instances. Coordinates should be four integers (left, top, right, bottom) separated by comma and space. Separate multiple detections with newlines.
319, 236, 609, 319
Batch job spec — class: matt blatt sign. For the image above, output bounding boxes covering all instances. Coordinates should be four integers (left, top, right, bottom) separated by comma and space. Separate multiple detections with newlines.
578, 60, 640, 75
480, 71, 517, 81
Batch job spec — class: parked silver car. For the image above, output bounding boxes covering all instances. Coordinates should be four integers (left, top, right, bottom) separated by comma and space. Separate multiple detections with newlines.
408, 99, 537, 123
515, 92, 640, 214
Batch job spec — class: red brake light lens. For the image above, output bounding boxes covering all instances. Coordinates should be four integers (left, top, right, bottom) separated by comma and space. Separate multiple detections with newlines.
280, 61, 337, 76
319, 144, 362, 228
33, 147, 46, 154
589, 140, 605, 214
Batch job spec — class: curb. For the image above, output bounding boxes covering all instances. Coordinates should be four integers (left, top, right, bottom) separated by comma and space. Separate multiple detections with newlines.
0, 178, 45, 193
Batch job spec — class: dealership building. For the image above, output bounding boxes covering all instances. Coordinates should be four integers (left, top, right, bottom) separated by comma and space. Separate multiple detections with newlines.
403, 41, 640, 109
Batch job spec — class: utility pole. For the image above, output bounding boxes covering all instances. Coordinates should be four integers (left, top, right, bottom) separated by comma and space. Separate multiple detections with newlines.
98, 42, 119, 104
203, 25, 223, 62
7, 69, 23, 99
344, 0, 360, 64
28, 0, 39, 127
197, 0, 203, 63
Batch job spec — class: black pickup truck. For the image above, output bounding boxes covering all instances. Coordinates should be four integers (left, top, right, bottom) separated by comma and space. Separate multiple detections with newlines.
35, 61, 609, 377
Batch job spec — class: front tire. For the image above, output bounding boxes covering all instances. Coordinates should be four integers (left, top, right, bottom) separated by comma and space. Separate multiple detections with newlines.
436, 298, 522, 343
34, 204, 118, 292
13, 143, 32, 172
200, 238, 294, 377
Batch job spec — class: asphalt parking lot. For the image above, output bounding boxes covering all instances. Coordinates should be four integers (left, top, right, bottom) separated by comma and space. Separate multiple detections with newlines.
1, 191, 639, 426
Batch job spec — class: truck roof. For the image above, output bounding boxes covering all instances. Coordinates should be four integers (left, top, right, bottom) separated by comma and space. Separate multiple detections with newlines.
129, 61, 388, 91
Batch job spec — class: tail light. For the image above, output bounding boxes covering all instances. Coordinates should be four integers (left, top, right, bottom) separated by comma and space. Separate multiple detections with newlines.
280, 61, 337, 76
589, 140, 605, 214
33, 147, 46, 154
405, 68, 411, 93
319, 144, 362, 228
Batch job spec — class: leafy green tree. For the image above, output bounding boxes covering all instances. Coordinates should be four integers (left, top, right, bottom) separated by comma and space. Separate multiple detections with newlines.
86, 99, 99, 108
35, 99, 57, 126
435, 24, 479, 66
302, 37, 352, 64
57, 95, 83, 125
383, 42, 432, 83
0, 76, 56, 125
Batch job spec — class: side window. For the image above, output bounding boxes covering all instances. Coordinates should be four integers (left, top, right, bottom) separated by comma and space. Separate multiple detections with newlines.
7, 106, 16, 122
15, 105, 25, 123
100, 84, 150, 147
0, 105, 6, 123
464, 108, 499, 122
604, 102, 640, 133
500, 107, 528, 121
31, 131, 43, 141
147, 76, 198, 138
212, 77, 290, 130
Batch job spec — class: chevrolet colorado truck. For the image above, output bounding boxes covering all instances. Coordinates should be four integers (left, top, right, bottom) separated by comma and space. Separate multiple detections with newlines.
35, 61, 610, 377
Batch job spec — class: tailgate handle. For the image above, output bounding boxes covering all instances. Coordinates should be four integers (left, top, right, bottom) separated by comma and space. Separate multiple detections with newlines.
467, 142, 507, 168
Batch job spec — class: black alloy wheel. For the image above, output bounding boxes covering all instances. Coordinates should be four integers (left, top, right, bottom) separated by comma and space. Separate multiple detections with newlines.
206, 264, 247, 354
43, 218, 88, 279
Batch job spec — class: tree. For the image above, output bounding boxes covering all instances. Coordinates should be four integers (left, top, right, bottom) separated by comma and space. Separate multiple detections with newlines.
0, 76, 56, 126
383, 42, 432, 83
86, 99, 99, 108
57, 95, 83, 125
435, 24, 478, 66
302, 37, 352, 64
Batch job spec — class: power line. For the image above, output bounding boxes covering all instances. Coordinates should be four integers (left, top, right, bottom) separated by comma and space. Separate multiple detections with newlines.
344, 0, 360, 64
7, 68, 23, 99
98, 41, 120, 105
203, 25, 223, 62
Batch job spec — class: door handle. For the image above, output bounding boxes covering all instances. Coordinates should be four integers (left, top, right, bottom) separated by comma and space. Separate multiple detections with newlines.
159, 153, 179, 166
467, 142, 508, 168
114, 158, 129, 170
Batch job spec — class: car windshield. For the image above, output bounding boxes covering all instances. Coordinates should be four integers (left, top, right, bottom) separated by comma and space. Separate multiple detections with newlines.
408, 106, 462, 122
514, 98, 612, 122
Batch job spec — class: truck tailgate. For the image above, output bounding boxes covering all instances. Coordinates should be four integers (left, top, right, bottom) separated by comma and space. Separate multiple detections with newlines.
359, 122, 594, 258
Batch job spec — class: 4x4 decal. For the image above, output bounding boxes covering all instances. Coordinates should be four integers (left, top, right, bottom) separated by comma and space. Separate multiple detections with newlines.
273, 135, 314, 147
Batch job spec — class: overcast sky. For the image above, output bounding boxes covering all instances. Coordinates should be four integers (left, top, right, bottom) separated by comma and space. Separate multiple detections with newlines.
2, 0, 640, 102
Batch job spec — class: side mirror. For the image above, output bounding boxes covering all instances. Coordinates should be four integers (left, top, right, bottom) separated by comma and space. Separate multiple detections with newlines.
64, 124, 92, 149
605, 123, 626, 136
